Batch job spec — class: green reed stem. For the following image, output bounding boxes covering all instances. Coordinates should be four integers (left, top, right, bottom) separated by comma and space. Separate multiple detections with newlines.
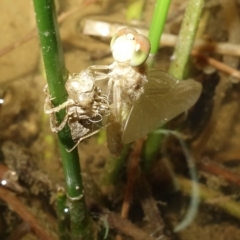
144, 0, 204, 170
168, 0, 204, 79
32, 0, 93, 239
144, 0, 171, 166
148, 0, 172, 56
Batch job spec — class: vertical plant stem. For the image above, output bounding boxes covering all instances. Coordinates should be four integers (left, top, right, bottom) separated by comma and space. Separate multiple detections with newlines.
148, 0, 172, 56
32, 0, 93, 239
144, 0, 204, 171
142, 132, 164, 171
144, 0, 171, 168
161, 0, 204, 231
168, 0, 204, 79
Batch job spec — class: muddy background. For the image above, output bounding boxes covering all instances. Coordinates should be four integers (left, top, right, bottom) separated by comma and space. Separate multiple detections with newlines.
1, 0, 240, 239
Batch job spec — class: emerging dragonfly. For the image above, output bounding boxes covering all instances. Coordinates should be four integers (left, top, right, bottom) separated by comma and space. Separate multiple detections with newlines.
88, 28, 202, 155
44, 70, 110, 151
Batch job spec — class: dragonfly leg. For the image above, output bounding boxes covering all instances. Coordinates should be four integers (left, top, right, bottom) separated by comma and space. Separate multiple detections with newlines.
66, 126, 103, 152
44, 97, 74, 114
88, 65, 110, 71
48, 111, 69, 132
93, 72, 109, 81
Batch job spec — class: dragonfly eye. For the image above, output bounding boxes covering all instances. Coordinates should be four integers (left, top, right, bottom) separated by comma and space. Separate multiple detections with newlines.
110, 28, 137, 49
110, 28, 150, 67
130, 34, 150, 67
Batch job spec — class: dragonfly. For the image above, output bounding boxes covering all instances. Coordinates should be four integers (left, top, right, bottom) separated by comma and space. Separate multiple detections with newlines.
88, 27, 202, 155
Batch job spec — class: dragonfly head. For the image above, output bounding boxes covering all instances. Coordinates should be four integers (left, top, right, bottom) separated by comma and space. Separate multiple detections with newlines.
110, 28, 150, 67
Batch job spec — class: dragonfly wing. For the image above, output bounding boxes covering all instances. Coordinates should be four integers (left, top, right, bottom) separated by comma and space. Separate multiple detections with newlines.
122, 69, 202, 144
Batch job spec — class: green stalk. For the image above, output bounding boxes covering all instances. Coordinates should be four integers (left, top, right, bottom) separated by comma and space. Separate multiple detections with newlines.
32, 0, 93, 239
142, 132, 164, 171
144, 0, 204, 171
143, 0, 171, 168
168, 0, 204, 79
148, 0, 172, 56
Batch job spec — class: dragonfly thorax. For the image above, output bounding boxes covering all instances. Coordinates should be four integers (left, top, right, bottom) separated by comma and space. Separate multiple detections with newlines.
109, 61, 147, 103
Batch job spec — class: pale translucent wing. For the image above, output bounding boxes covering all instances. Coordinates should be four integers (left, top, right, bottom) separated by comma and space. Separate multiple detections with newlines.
122, 69, 202, 143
